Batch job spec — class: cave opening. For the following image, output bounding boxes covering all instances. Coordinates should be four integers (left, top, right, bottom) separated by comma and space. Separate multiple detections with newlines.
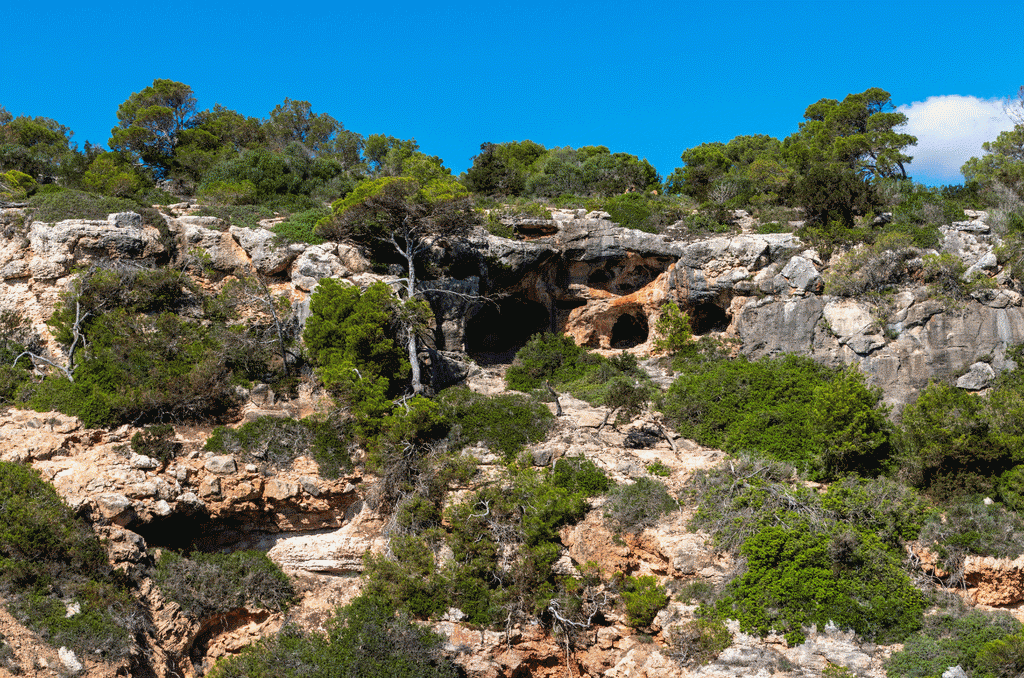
610, 313, 649, 349
689, 301, 729, 335
465, 297, 551, 365
132, 511, 250, 553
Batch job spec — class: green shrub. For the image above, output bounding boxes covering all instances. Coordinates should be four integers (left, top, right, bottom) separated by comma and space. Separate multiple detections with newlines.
207, 595, 458, 678
551, 456, 612, 496
194, 203, 277, 229
603, 477, 676, 534
676, 579, 716, 604
506, 332, 591, 392
438, 387, 554, 459
653, 302, 693, 355
886, 610, 1022, 678
711, 524, 925, 645
205, 415, 352, 478
26, 189, 161, 225
897, 381, 1018, 501
153, 550, 295, 619
0, 462, 139, 658
198, 180, 258, 205
823, 231, 920, 297
604, 193, 656, 233
619, 575, 668, 628
976, 631, 1024, 678
646, 460, 671, 477
272, 207, 330, 244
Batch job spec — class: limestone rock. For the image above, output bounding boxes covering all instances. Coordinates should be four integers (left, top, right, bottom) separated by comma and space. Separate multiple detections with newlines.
956, 361, 996, 390
229, 225, 305, 275
205, 455, 237, 475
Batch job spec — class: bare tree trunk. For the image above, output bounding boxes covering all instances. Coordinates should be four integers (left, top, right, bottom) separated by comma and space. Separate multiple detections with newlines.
401, 238, 423, 394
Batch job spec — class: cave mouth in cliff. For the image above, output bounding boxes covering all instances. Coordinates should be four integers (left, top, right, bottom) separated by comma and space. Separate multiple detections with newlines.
689, 301, 729, 335
610, 313, 649, 349
133, 512, 245, 553
465, 297, 551, 365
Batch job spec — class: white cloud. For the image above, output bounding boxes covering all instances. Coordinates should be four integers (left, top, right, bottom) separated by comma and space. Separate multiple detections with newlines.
896, 95, 1017, 184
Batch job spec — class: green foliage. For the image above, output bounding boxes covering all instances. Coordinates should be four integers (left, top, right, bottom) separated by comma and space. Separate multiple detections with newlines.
886, 610, 1022, 678
205, 415, 352, 477
688, 457, 929, 556
198, 179, 258, 205
0, 461, 138, 658
438, 387, 554, 459
272, 207, 330, 244
551, 456, 612, 497
646, 460, 672, 477
603, 193, 656, 232
664, 354, 891, 478
619, 575, 668, 628
27, 188, 163, 225
0, 169, 37, 200
976, 631, 1024, 678
153, 550, 295, 619
80, 152, 148, 198
897, 381, 1020, 501
208, 595, 457, 678
506, 332, 590, 391
823, 231, 920, 297
654, 302, 694, 355
812, 366, 892, 479
711, 524, 925, 645
921, 252, 996, 305
603, 477, 676, 534
109, 78, 197, 179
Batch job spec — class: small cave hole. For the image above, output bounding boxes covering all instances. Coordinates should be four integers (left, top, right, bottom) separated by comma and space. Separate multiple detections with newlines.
610, 313, 649, 349
588, 268, 613, 286
689, 301, 729, 335
465, 297, 551, 365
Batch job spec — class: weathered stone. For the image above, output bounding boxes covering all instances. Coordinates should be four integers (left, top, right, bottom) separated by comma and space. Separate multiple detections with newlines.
956, 361, 996, 390
781, 255, 822, 293
229, 226, 305, 275
264, 479, 300, 501
130, 453, 159, 470
205, 455, 237, 475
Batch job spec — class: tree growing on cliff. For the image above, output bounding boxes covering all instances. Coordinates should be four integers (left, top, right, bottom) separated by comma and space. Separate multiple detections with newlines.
109, 79, 198, 179
315, 173, 478, 393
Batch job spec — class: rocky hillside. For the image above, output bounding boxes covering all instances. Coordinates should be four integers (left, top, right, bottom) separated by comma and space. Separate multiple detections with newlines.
2, 202, 1024, 678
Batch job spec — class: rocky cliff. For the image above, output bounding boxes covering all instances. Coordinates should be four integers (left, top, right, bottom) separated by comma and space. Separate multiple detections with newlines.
2, 203, 1024, 677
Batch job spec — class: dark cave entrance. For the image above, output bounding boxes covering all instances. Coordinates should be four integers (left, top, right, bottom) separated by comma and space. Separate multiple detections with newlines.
132, 511, 251, 553
465, 297, 552, 365
689, 301, 729, 335
610, 313, 649, 349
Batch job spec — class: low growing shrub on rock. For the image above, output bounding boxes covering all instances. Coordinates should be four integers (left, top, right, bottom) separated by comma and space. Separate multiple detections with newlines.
618, 574, 669, 628
153, 550, 295, 619
603, 477, 676, 534
205, 415, 352, 477
0, 461, 140, 659
885, 609, 1022, 678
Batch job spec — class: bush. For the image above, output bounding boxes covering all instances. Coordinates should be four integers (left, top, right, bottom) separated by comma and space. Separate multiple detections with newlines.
130, 424, 180, 463
551, 456, 612, 497
619, 575, 668, 628
672, 617, 732, 666
664, 354, 891, 478
439, 387, 554, 459
886, 610, 1022, 678
208, 595, 458, 678
272, 207, 330, 244
505, 332, 591, 392
711, 524, 925, 645
897, 381, 1017, 501
205, 415, 352, 477
194, 203, 277, 229
198, 180, 258, 205
918, 500, 1024, 584
153, 550, 295, 619
603, 477, 676, 534
0, 462, 139, 658
26, 189, 162, 226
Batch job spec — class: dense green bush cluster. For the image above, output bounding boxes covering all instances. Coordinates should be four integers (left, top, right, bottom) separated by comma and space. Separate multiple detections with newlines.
506, 333, 655, 420
886, 610, 1024, 678
16, 266, 291, 427
437, 387, 554, 459
662, 354, 891, 479
709, 524, 925, 645
0, 462, 140, 658
361, 464, 604, 627
603, 477, 676, 534
152, 550, 295, 619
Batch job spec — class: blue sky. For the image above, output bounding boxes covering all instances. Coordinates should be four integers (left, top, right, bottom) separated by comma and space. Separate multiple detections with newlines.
4, 0, 1022, 186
